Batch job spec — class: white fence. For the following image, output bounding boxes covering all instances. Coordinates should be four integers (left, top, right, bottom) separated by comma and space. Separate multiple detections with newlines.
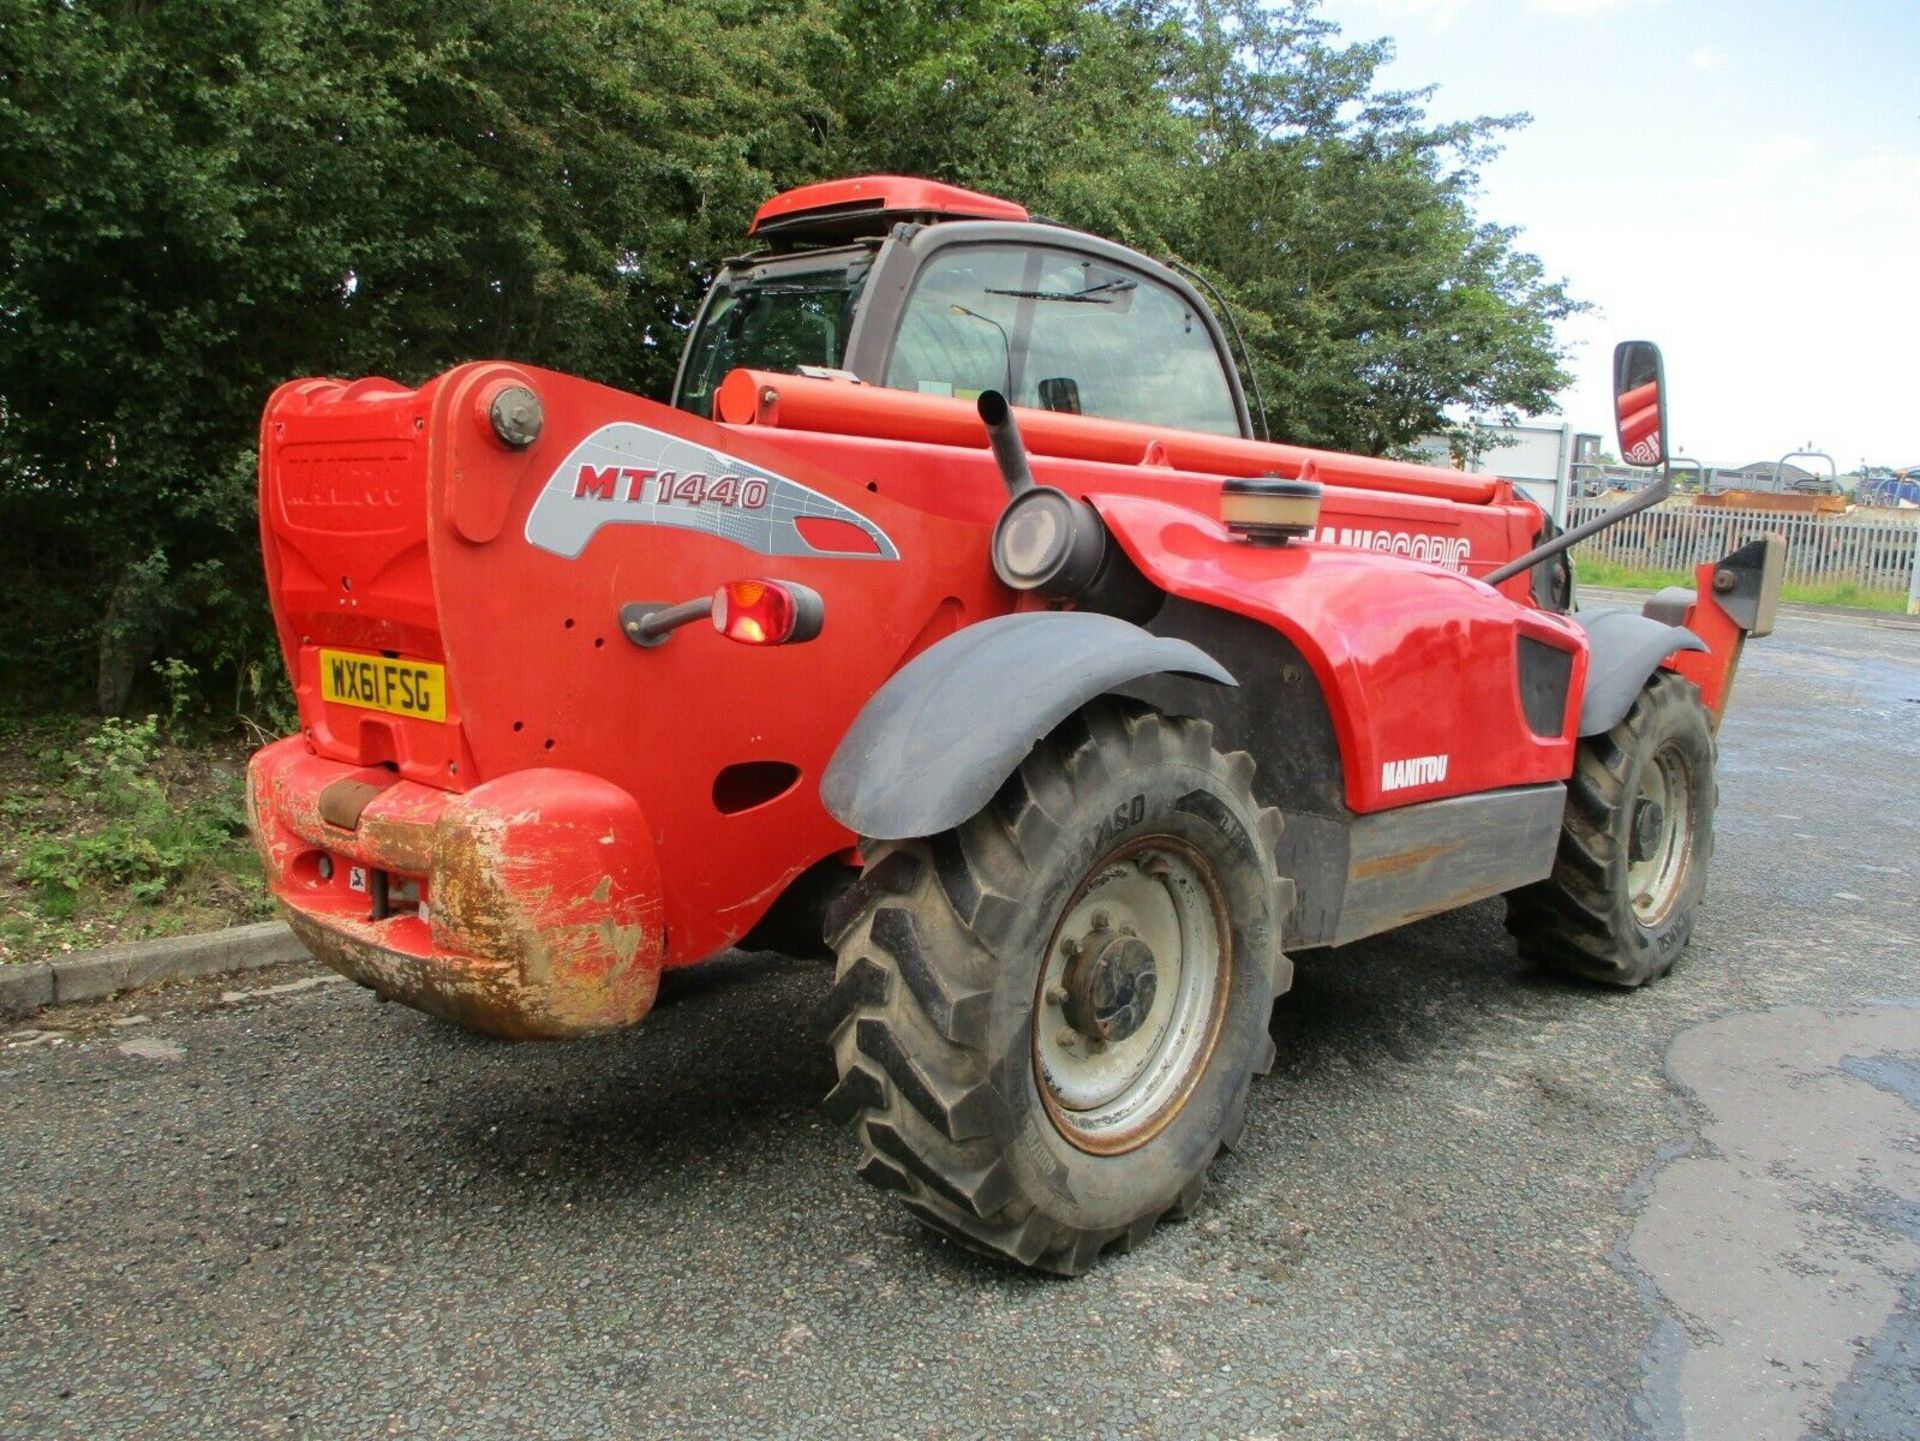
1565, 502, 1920, 595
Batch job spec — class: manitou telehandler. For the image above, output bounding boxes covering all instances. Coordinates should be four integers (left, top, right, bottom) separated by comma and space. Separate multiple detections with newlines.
248, 176, 1781, 1273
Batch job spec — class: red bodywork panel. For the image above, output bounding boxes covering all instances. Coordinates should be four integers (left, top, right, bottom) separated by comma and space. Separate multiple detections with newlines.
251, 363, 1600, 1036
1667, 560, 1752, 723
717, 369, 1507, 507
1086, 495, 1586, 809
259, 363, 1002, 952
749, 175, 1030, 236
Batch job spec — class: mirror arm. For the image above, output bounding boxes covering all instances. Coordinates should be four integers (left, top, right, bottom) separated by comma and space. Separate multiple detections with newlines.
1488, 337, 1673, 592
1484, 467, 1672, 588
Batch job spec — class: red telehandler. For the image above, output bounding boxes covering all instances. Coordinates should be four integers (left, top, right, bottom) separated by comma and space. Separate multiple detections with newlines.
249, 176, 1781, 1272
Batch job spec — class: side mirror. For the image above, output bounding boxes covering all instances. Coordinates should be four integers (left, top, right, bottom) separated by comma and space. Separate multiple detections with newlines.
1613, 340, 1667, 469
1482, 340, 1677, 588
1037, 376, 1082, 414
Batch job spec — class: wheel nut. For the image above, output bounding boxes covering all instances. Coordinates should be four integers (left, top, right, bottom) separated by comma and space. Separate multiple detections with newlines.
1055, 1027, 1079, 1047
1045, 986, 1069, 1006
1090, 910, 1110, 930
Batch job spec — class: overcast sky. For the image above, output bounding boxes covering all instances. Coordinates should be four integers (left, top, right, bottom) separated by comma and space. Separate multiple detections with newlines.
1315, 0, 1919, 471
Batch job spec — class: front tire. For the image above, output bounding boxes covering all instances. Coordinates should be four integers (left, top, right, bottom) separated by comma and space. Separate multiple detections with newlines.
1506, 671, 1717, 986
822, 700, 1285, 1275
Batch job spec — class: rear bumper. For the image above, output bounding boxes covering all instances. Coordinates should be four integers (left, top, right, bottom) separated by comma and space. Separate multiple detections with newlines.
247, 738, 665, 1039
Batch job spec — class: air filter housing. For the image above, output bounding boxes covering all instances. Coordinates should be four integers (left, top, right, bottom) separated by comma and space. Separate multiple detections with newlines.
1220, 476, 1322, 546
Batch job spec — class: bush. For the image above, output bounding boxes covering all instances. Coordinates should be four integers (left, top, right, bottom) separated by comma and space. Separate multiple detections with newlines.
12, 714, 248, 915
1, 0, 1580, 720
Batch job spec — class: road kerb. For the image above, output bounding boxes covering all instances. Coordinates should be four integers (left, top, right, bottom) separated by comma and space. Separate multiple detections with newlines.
0, 964, 55, 1020
1, 922, 313, 1020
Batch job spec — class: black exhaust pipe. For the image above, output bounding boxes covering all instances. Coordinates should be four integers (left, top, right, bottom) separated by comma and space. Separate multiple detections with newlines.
977, 390, 1035, 498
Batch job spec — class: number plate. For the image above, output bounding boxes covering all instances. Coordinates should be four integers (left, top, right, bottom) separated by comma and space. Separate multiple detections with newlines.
317, 649, 447, 722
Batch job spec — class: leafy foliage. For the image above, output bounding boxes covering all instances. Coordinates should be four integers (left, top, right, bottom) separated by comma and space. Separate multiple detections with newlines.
1, 0, 1580, 716
1157, 2, 1583, 449
11, 712, 251, 918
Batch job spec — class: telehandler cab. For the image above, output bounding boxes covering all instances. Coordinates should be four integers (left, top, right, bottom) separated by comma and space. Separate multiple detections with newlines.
249, 176, 1781, 1273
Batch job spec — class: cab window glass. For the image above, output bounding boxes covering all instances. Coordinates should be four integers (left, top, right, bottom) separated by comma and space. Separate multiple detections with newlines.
677, 265, 864, 417
883, 244, 1239, 436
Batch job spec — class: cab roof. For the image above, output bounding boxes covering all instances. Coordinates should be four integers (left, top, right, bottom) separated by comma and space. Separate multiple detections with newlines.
748, 175, 1030, 246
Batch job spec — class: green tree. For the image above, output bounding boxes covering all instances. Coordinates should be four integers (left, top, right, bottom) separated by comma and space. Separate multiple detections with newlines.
1, 0, 1582, 718
1160, 0, 1583, 451
0, 0, 833, 711
822, 0, 1197, 251
810, 1, 1580, 452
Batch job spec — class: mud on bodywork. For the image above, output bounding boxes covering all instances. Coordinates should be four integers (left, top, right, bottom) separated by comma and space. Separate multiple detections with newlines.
249, 738, 665, 1040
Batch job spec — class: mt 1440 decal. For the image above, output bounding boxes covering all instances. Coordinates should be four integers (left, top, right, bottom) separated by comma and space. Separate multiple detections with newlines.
526, 421, 899, 562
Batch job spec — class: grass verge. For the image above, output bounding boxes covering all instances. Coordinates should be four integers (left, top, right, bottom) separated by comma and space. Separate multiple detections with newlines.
0, 714, 271, 964
1576, 556, 1910, 613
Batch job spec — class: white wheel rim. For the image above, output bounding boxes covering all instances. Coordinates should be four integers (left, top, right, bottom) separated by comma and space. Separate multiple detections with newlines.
1628, 742, 1693, 924
1032, 837, 1230, 1155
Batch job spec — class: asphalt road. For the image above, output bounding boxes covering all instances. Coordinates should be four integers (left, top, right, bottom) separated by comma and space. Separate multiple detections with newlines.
3, 605, 1917, 1440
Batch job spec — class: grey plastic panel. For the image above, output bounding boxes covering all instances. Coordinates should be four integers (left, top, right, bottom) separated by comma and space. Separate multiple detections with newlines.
1639, 586, 1697, 628
1575, 609, 1707, 736
1331, 783, 1566, 947
1712, 535, 1786, 638
820, 612, 1234, 841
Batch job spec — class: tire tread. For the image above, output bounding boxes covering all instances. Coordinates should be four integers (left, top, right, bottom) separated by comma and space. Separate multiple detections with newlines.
1506, 672, 1715, 986
826, 699, 1282, 1274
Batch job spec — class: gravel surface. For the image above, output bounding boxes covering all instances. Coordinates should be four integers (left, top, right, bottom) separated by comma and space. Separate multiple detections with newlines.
3, 607, 1916, 1439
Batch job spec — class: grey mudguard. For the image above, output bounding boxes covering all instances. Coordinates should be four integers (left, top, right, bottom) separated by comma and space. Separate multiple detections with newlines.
1576, 608, 1707, 735
821, 611, 1235, 841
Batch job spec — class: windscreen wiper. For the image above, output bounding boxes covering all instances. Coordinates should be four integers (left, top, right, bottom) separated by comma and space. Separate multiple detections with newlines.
983, 278, 1138, 304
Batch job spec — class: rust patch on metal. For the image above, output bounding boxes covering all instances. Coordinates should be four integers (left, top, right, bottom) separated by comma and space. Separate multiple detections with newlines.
1350, 838, 1461, 881
285, 909, 534, 1039
317, 775, 397, 830
430, 810, 523, 964
285, 901, 660, 1042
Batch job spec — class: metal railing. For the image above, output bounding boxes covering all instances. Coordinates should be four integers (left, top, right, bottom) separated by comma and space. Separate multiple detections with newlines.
1565, 501, 1920, 597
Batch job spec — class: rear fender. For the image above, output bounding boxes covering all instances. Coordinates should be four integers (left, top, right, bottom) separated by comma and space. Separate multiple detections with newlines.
819, 611, 1234, 841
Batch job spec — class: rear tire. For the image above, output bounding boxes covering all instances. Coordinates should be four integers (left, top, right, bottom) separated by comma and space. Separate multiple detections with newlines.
822, 700, 1285, 1275
1506, 671, 1716, 986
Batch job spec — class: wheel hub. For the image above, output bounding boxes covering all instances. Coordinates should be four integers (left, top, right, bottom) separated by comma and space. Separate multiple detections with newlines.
1630, 797, 1666, 861
1062, 928, 1159, 1044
